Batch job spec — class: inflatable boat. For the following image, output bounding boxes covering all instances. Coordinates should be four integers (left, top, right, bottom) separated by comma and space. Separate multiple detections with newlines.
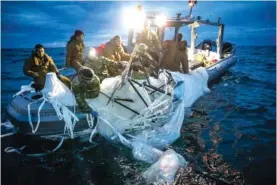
6, 55, 236, 138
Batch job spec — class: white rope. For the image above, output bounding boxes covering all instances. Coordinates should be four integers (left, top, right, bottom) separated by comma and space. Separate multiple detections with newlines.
86, 113, 94, 128
98, 116, 132, 147
13, 82, 34, 97
27, 97, 44, 133
89, 122, 98, 143
50, 98, 79, 139
4, 133, 65, 157
0, 131, 17, 138
4, 115, 69, 157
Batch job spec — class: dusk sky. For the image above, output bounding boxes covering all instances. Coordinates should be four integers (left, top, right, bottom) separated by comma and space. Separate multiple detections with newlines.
1, 1, 276, 48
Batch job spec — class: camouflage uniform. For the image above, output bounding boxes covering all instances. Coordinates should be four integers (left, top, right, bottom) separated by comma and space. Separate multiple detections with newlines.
84, 56, 125, 82
23, 53, 71, 90
66, 38, 85, 71
101, 40, 130, 62
72, 67, 100, 113
131, 44, 159, 79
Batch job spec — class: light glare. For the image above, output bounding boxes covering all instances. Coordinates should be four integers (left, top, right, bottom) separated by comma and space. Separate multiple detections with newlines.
155, 14, 167, 27
122, 7, 146, 31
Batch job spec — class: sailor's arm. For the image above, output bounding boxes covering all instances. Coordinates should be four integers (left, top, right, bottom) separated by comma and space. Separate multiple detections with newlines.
181, 53, 189, 74
23, 58, 39, 78
72, 83, 92, 113
102, 45, 117, 61
118, 46, 131, 61
99, 56, 114, 65
48, 56, 59, 73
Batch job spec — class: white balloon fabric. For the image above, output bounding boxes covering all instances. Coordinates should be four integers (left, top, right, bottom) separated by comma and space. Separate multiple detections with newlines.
142, 149, 188, 185
42, 72, 76, 106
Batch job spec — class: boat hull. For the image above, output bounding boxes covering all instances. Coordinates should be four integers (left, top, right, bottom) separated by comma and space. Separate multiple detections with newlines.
206, 55, 237, 82
6, 92, 90, 136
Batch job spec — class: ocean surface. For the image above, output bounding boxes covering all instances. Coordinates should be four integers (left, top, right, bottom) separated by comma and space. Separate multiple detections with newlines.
1, 46, 276, 185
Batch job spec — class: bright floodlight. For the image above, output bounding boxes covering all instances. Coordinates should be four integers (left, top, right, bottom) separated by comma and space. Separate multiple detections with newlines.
88, 47, 96, 59
189, 2, 194, 7
155, 14, 167, 27
122, 6, 146, 31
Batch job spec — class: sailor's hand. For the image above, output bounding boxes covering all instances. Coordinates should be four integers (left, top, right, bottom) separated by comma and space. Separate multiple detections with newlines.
91, 111, 99, 117
33, 72, 39, 78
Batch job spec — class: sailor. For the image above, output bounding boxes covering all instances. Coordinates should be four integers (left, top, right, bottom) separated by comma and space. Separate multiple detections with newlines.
23, 44, 71, 91
161, 40, 189, 74
136, 21, 162, 63
176, 33, 183, 43
66, 30, 85, 72
175, 41, 189, 73
101, 35, 131, 62
72, 66, 100, 113
132, 43, 159, 79
84, 48, 127, 82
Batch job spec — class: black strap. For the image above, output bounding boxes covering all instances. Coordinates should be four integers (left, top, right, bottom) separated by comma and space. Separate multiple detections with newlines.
100, 91, 139, 115
128, 79, 149, 107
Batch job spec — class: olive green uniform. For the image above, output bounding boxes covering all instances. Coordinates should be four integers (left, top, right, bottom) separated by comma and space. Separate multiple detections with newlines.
23, 53, 71, 90
84, 56, 125, 82
101, 40, 130, 62
72, 73, 100, 113
66, 38, 85, 71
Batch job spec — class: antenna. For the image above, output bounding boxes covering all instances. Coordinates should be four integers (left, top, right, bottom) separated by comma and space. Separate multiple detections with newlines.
188, 0, 197, 17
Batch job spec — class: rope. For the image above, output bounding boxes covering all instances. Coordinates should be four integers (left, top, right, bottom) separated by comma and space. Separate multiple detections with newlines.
4, 117, 69, 157
27, 97, 44, 133
4, 136, 65, 157
86, 114, 94, 128
89, 122, 98, 143
13, 82, 34, 97
98, 116, 132, 148
0, 131, 17, 138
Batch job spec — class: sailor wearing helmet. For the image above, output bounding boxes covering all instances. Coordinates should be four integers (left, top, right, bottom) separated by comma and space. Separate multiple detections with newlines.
71, 67, 100, 113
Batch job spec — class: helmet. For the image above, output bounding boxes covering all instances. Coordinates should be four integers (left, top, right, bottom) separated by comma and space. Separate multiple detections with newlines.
78, 66, 95, 83
136, 43, 148, 54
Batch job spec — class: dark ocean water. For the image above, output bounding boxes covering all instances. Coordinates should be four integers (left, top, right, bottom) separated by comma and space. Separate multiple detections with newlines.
1, 46, 276, 185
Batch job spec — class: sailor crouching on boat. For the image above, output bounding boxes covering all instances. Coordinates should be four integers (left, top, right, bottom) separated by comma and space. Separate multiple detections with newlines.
136, 21, 163, 63
101, 35, 131, 62
72, 66, 100, 114
23, 44, 71, 91
66, 30, 85, 72
84, 47, 127, 82
132, 43, 159, 79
